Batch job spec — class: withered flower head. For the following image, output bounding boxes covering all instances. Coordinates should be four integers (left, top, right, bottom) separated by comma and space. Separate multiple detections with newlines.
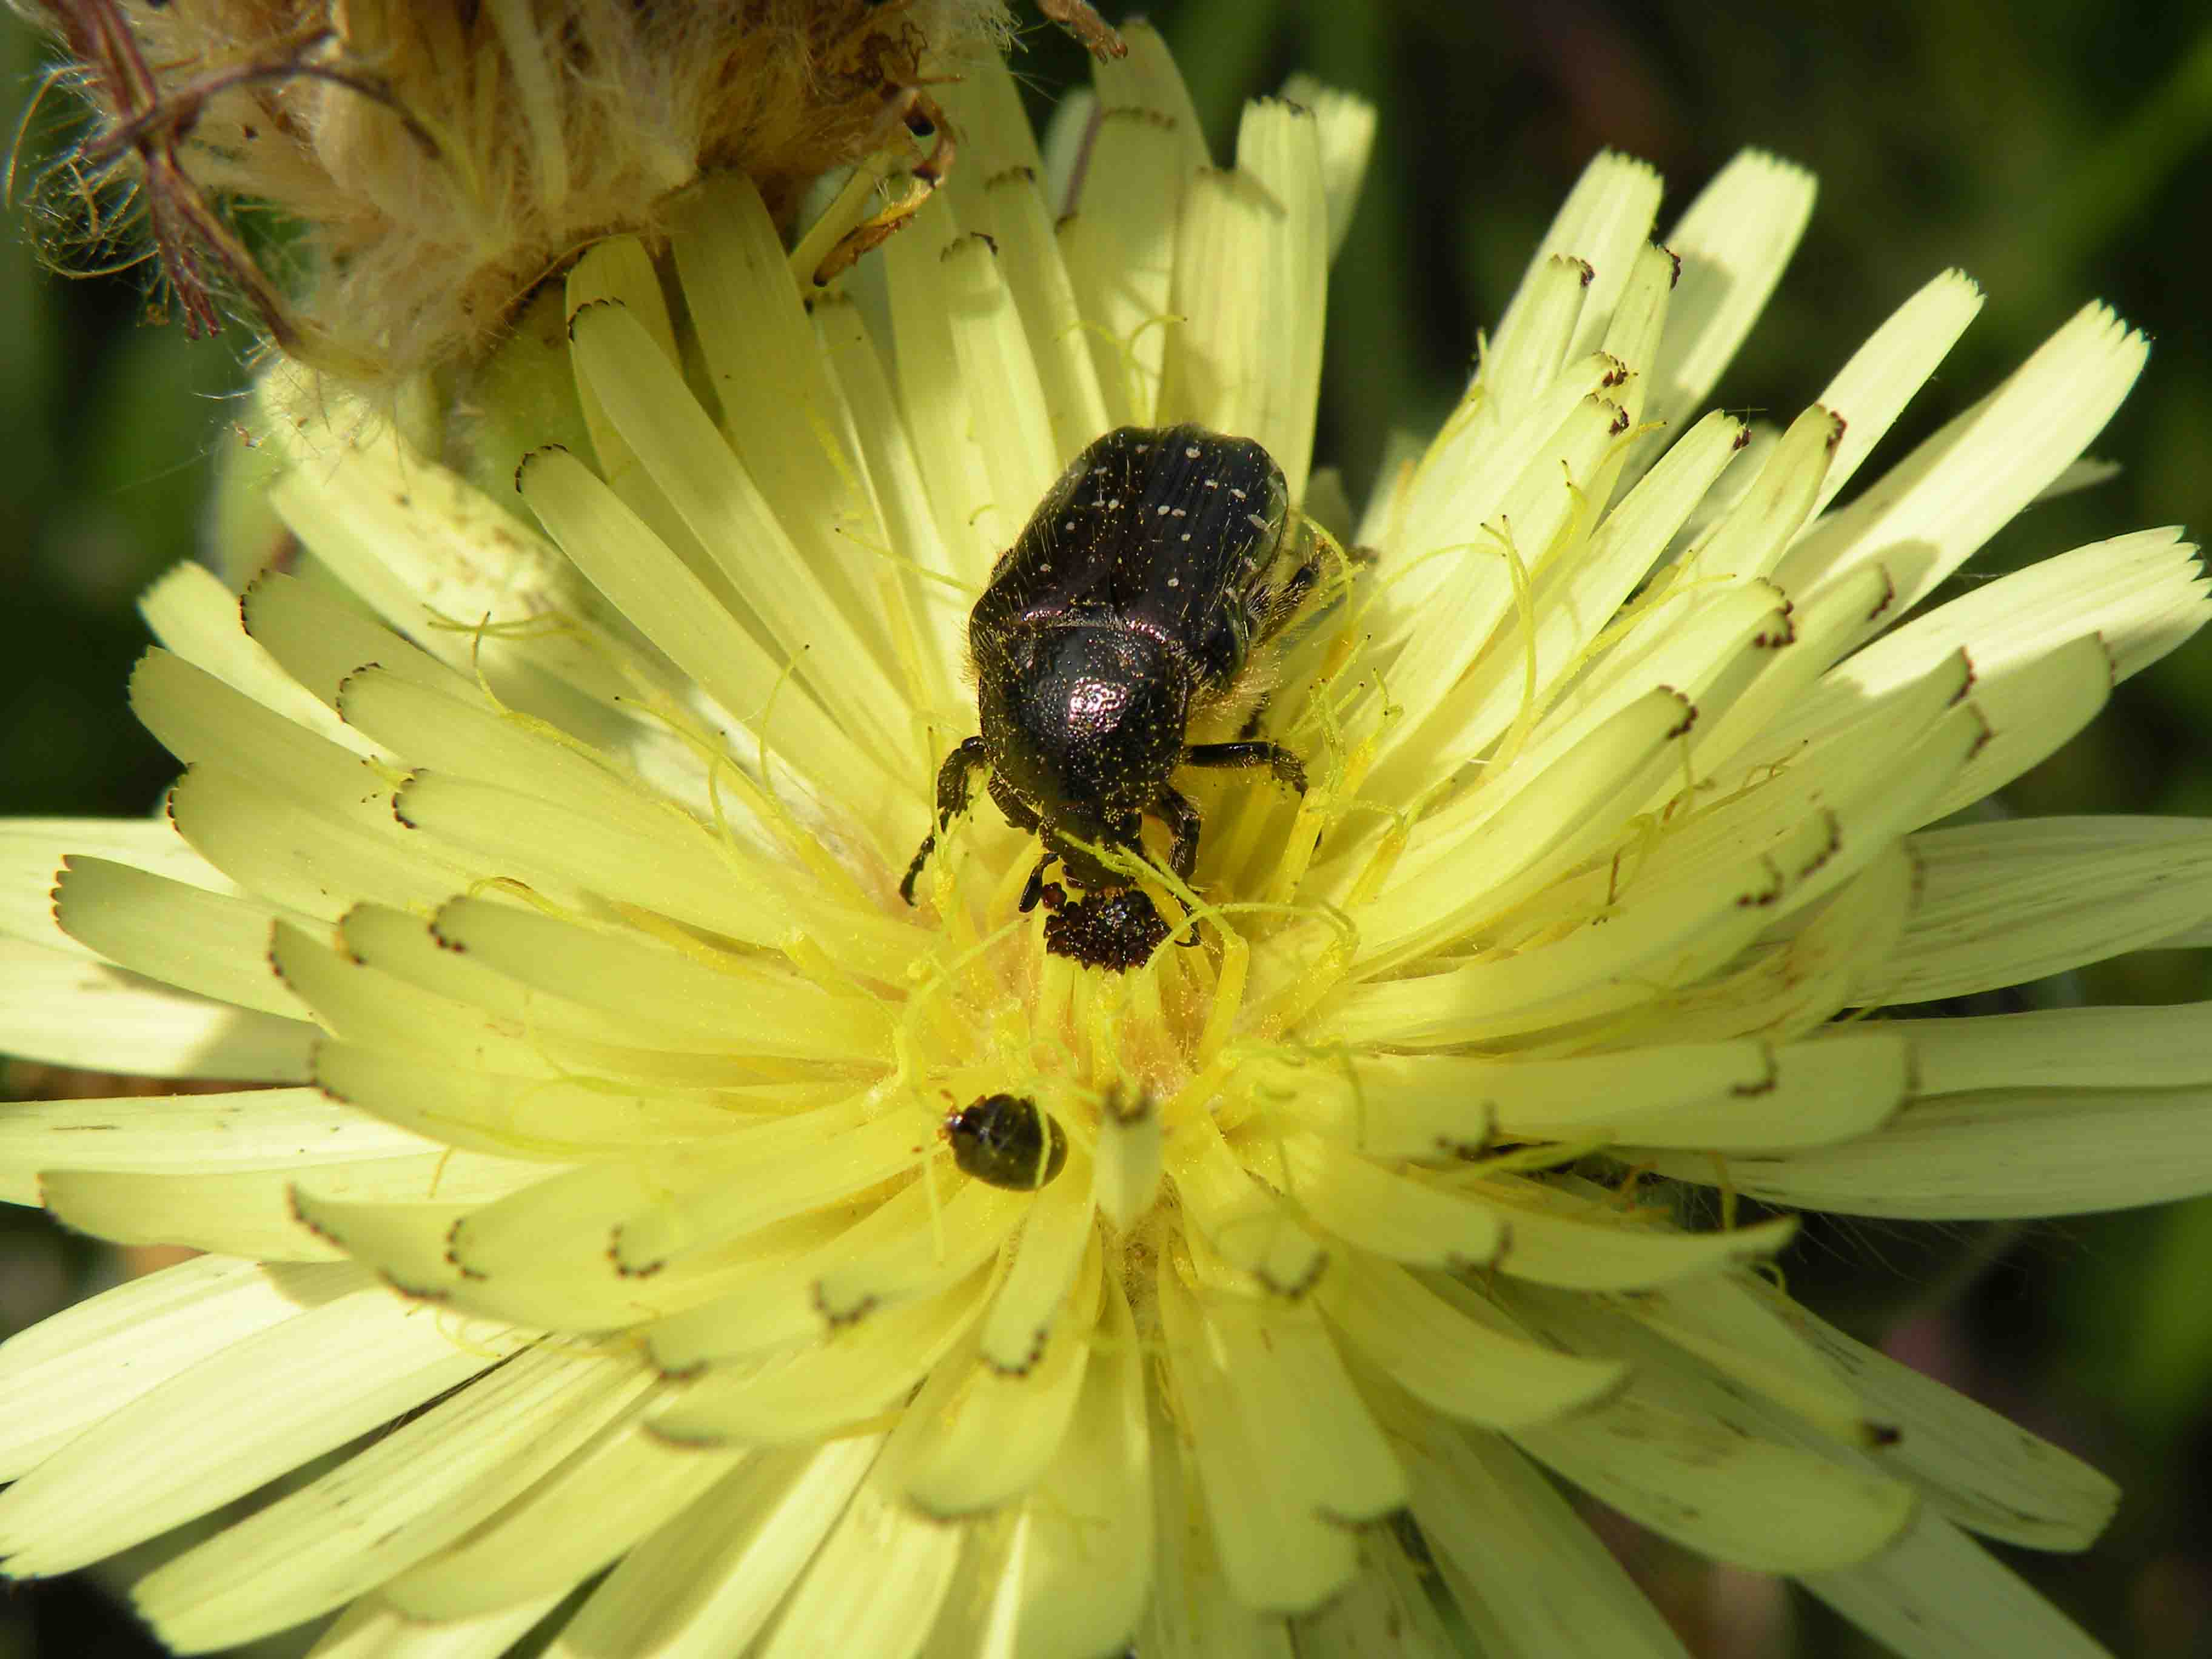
13, 0, 1025, 382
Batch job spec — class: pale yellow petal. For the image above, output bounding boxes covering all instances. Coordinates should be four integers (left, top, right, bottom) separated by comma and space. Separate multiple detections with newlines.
1006, 1265, 1153, 1658
896, 1239, 1099, 1517
1641, 150, 1817, 443
1318, 1255, 1622, 1429
650, 1270, 986, 1447
1777, 303, 2148, 615
747, 1470, 964, 1659
0, 1287, 528, 1575
1757, 1285, 2118, 1550
0, 1086, 433, 1206
1656, 1079, 2212, 1219
137, 1346, 647, 1653
383, 1407, 746, 1620
0, 935, 316, 1081
1058, 107, 1188, 427
1809, 269, 1985, 517
1279, 76, 1377, 263
541, 1438, 882, 1659
1504, 1290, 1914, 1572
1153, 1254, 1359, 1612
1798, 1509, 2113, 1659
1387, 1395, 1693, 1659
39, 1153, 537, 1259
55, 855, 304, 1017
1869, 817, 2212, 1005
139, 559, 384, 761
0, 816, 235, 954
0, 1256, 367, 1482
1491, 150, 1664, 398
667, 176, 903, 686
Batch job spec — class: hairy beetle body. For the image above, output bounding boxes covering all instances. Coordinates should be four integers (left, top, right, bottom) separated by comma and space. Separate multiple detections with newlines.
901, 424, 1324, 967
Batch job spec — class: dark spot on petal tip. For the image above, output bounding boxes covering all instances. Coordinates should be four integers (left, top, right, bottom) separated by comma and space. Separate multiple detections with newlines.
1313, 1506, 1384, 1540
608, 1228, 664, 1279
1729, 1064, 1780, 1098
514, 445, 566, 492
1868, 1422, 1902, 1447
332, 662, 384, 706
286, 1187, 337, 1243
1731, 427, 1751, 451
1105, 1084, 1155, 1126
813, 1283, 876, 1329
642, 1420, 730, 1451
564, 297, 618, 340
379, 1272, 453, 1305
1441, 1248, 1501, 1277
906, 1499, 984, 1527
1264, 1252, 1330, 1301
985, 1327, 1050, 1378
1867, 571, 1899, 623
1950, 652, 1978, 704
651, 1355, 708, 1384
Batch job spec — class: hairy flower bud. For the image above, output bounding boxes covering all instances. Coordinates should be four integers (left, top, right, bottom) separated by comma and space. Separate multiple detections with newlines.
14, 0, 1017, 383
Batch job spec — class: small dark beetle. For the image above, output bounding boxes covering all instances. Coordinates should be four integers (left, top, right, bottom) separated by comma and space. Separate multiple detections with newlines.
900, 424, 1321, 962
948, 1093, 1068, 1190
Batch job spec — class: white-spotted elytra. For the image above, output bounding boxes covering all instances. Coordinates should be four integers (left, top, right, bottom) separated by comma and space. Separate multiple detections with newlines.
900, 424, 1327, 969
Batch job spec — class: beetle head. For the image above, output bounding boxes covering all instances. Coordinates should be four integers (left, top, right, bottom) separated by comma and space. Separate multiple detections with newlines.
981, 625, 1187, 865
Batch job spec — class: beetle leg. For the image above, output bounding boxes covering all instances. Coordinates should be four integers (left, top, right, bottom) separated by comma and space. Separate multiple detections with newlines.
900, 736, 989, 905
1019, 855, 1065, 914
1253, 524, 1328, 642
1257, 523, 1375, 643
1039, 0, 1128, 58
811, 87, 956, 289
1184, 740, 1307, 794
1153, 784, 1202, 883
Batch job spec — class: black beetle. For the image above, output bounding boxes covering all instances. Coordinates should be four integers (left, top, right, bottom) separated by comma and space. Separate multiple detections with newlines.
899, 424, 1324, 962
947, 1093, 1068, 1190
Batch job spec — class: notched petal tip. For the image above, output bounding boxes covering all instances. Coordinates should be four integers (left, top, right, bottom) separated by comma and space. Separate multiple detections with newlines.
563, 295, 623, 341
511, 440, 566, 494
812, 1280, 879, 1330
607, 1224, 663, 1280
639, 1416, 731, 1452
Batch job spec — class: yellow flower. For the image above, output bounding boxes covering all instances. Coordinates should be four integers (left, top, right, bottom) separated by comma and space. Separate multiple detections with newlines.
0, 24, 2196, 1658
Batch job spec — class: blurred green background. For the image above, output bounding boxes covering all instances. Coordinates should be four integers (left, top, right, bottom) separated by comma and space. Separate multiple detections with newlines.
2, 0, 2210, 1654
